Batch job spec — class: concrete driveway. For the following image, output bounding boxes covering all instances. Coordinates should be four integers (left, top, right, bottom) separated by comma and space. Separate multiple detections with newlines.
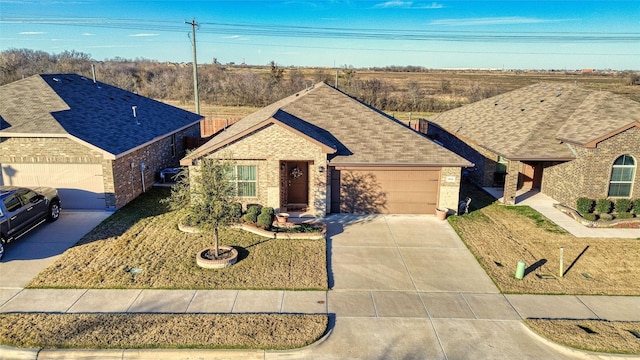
269, 214, 602, 359
0, 210, 111, 288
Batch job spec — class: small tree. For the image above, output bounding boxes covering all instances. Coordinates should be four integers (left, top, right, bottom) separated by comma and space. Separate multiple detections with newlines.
163, 158, 237, 259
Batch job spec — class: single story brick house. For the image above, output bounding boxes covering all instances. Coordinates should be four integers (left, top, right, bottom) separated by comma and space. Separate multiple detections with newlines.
426, 82, 640, 207
0, 74, 202, 210
181, 82, 472, 215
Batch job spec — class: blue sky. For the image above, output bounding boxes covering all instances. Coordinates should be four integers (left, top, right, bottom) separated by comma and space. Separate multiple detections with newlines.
1, 1, 639, 70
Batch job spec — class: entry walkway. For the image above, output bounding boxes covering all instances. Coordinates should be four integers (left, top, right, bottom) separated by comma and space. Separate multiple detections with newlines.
484, 187, 640, 238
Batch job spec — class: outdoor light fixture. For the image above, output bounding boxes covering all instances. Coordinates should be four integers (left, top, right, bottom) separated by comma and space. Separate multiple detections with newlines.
318, 166, 325, 173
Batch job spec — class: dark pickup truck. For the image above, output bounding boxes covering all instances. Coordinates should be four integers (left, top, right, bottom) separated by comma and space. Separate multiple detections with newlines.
0, 186, 61, 260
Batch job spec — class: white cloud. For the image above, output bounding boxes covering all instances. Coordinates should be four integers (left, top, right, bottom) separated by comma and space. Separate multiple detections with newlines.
19, 31, 46, 35
374, 1, 443, 9
82, 32, 94, 36
128, 33, 159, 37
375, 1, 413, 8
430, 17, 548, 26
224, 35, 241, 39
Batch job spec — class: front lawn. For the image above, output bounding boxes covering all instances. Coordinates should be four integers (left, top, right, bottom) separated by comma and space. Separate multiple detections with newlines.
449, 201, 640, 295
28, 187, 327, 290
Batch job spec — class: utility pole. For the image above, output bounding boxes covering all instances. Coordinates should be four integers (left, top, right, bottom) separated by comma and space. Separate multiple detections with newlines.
186, 19, 200, 114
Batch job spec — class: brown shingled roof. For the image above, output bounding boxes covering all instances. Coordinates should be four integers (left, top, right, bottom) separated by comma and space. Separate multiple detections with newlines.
429, 82, 640, 160
185, 82, 471, 167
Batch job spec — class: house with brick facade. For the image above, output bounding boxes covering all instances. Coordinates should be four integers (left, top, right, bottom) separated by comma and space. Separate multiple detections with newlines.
426, 82, 640, 208
0, 74, 202, 210
181, 82, 472, 215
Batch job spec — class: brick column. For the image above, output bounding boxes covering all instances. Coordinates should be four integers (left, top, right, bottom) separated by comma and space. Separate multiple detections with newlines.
502, 160, 520, 205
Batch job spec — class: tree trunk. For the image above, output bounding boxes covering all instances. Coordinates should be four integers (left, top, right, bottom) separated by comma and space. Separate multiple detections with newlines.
214, 227, 220, 258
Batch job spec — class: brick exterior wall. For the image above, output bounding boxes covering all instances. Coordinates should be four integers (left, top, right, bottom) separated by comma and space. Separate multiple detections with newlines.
111, 124, 200, 209
0, 123, 200, 210
543, 126, 640, 208
439, 167, 463, 213
426, 122, 500, 186
200, 124, 328, 215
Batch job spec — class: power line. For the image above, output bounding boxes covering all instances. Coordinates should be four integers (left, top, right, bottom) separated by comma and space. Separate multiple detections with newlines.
2, 16, 639, 43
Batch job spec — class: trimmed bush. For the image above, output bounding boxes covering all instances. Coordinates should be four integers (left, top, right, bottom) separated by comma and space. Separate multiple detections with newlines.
583, 213, 597, 221
595, 198, 612, 214
614, 198, 632, 214
243, 205, 260, 224
599, 213, 613, 221
616, 212, 633, 220
256, 207, 275, 229
633, 199, 640, 215
256, 213, 272, 229
576, 197, 593, 215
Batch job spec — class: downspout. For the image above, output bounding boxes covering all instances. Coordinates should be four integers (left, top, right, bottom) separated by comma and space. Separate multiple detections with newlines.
140, 162, 146, 193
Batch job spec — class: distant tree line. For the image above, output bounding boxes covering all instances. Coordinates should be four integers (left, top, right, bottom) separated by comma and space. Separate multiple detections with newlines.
11, 48, 636, 113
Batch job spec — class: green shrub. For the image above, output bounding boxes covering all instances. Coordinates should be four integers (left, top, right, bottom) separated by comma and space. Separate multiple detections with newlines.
583, 213, 597, 221
256, 213, 273, 229
260, 207, 275, 217
595, 198, 612, 214
614, 198, 632, 214
256, 207, 275, 229
243, 205, 260, 224
229, 202, 242, 222
576, 197, 593, 215
633, 199, 640, 215
599, 213, 613, 221
615, 212, 633, 220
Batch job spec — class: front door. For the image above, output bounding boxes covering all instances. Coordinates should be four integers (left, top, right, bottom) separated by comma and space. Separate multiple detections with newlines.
286, 162, 308, 206
519, 162, 542, 189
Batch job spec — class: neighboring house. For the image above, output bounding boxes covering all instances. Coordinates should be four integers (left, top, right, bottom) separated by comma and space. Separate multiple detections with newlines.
426, 82, 640, 208
0, 74, 202, 210
181, 82, 472, 215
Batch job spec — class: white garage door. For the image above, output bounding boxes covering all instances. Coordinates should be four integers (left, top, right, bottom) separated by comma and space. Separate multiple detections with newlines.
1, 163, 106, 209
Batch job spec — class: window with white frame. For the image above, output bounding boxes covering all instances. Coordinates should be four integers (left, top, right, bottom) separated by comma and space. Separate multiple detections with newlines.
608, 155, 636, 197
230, 165, 257, 197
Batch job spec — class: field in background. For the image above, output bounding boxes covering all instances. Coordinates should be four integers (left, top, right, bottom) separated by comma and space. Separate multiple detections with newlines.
163, 69, 640, 136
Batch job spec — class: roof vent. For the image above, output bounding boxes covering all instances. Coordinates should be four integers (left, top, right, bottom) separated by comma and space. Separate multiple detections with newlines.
52, 77, 60, 82
132, 106, 140, 125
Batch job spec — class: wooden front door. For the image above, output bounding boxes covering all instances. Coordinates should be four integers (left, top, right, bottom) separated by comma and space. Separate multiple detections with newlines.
286, 162, 308, 206
519, 162, 542, 189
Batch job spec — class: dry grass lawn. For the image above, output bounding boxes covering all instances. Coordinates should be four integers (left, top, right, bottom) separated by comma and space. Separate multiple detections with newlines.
0, 313, 327, 350
449, 198, 640, 296
526, 319, 640, 355
28, 187, 327, 290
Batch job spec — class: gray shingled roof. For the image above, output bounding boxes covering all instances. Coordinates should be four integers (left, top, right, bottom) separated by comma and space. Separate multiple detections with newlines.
0, 74, 203, 156
189, 82, 471, 167
429, 82, 640, 160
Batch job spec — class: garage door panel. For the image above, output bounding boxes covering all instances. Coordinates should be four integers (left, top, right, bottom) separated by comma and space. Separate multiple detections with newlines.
338, 169, 440, 214
1, 163, 105, 209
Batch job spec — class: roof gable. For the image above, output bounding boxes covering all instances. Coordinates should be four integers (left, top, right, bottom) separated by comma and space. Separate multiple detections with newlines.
430, 83, 640, 159
185, 82, 471, 167
0, 74, 203, 156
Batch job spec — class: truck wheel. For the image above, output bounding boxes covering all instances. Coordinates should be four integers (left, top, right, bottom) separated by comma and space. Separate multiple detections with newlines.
47, 200, 61, 222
